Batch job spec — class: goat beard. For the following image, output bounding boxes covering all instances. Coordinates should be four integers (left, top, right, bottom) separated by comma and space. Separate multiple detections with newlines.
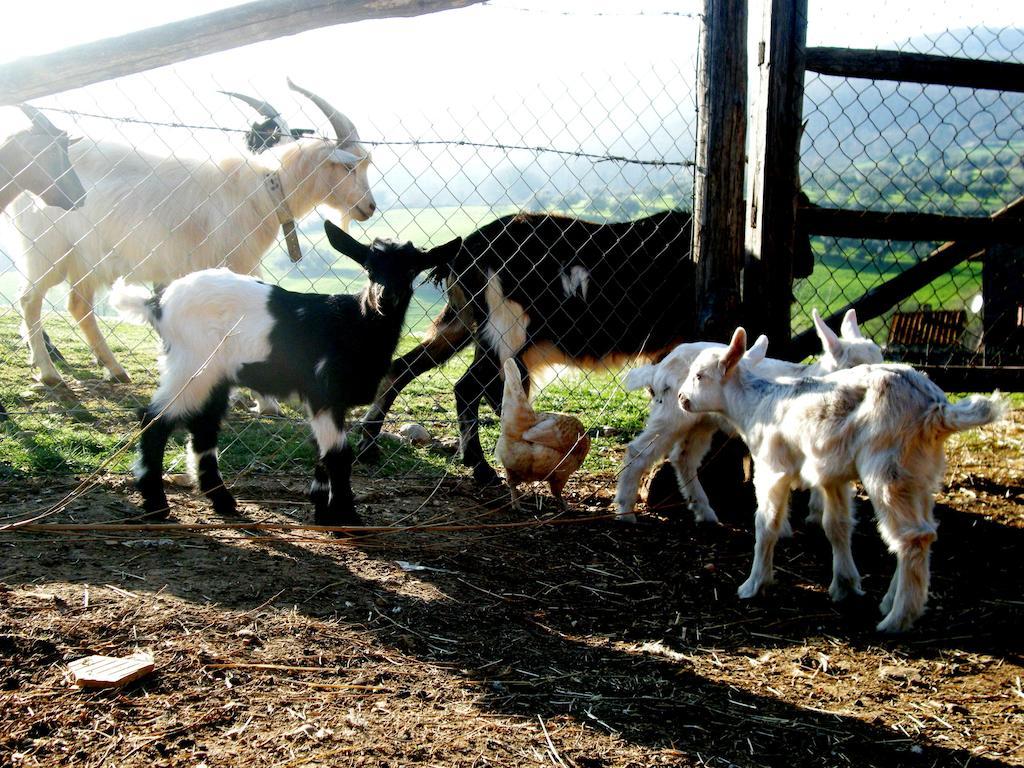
360, 283, 385, 316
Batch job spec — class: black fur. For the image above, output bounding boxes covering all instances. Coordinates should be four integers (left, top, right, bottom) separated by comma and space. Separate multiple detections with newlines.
359, 210, 697, 484
134, 222, 462, 526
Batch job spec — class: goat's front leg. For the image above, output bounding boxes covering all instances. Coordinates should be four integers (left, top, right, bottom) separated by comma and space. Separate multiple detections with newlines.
357, 303, 471, 462
738, 468, 792, 599
310, 408, 362, 528
67, 283, 130, 382
614, 424, 678, 523
135, 406, 176, 519
19, 278, 63, 386
666, 418, 720, 524
455, 348, 502, 486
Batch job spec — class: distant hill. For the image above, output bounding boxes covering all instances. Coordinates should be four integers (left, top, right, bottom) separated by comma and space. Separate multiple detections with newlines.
801, 27, 1024, 216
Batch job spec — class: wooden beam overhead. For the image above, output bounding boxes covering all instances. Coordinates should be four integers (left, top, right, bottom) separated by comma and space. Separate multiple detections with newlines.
0, 0, 485, 105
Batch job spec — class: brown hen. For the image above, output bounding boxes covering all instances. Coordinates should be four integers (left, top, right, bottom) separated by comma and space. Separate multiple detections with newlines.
495, 358, 591, 510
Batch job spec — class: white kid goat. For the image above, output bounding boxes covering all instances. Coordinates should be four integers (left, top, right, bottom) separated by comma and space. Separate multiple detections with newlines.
677, 327, 1003, 632
14, 80, 376, 389
616, 309, 883, 523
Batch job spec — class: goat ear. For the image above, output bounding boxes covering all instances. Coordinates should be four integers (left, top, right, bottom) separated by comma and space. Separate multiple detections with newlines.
323, 220, 371, 267
421, 237, 462, 270
744, 333, 769, 366
840, 308, 863, 340
720, 327, 747, 377
812, 307, 842, 358
329, 147, 362, 166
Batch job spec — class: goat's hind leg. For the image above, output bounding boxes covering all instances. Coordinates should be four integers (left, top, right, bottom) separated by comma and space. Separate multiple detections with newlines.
185, 384, 235, 516
455, 348, 503, 486
872, 482, 937, 633
819, 483, 863, 601
67, 283, 131, 383
738, 469, 792, 599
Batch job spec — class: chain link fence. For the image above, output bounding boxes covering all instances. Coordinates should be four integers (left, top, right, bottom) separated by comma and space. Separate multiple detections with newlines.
797, 14, 1024, 367
2, 1, 1019, 489
0, 2, 701, 482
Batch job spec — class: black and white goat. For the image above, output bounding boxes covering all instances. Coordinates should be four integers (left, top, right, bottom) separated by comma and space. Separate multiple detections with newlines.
111, 223, 461, 525
677, 327, 1004, 632
356, 210, 697, 484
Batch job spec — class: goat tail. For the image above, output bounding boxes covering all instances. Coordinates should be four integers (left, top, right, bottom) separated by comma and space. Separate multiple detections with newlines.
109, 278, 160, 327
623, 364, 656, 393
926, 392, 1005, 437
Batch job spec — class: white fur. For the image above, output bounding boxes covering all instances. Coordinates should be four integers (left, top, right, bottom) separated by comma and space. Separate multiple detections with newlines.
481, 270, 529, 365
111, 269, 273, 418
16, 132, 374, 387
560, 266, 591, 300
678, 327, 1004, 632
309, 411, 346, 455
615, 309, 882, 523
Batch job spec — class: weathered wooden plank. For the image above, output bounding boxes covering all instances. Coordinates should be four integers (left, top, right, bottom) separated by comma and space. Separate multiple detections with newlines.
692, 0, 748, 342
982, 243, 1024, 366
0, 0, 485, 105
799, 207, 1024, 244
789, 195, 1024, 360
806, 47, 1024, 93
743, 0, 808, 348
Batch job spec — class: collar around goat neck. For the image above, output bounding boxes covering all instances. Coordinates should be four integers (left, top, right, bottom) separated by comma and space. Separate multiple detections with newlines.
263, 171, 302, 263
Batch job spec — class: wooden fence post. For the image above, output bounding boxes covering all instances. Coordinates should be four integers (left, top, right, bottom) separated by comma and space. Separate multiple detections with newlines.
693, 0, 748, 342
0, 0, 485, 105
744, 0, 807, 352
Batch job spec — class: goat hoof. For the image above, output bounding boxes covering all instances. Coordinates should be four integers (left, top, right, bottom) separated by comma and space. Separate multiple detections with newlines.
38, 372, 64, 388
106, 370, 132, 384
737, 577, 765, 600
876, 611, 915, 634
829, 576, 864, 602
692, 505, 720, 525
317, 508, 364, 537
355, 439, 381, 464
472, 464, 501, 487
211, 494, 238, 517
140, 504, 171, 521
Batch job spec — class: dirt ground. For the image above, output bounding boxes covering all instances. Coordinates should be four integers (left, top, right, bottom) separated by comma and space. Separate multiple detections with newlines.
1, 413, 1022, 768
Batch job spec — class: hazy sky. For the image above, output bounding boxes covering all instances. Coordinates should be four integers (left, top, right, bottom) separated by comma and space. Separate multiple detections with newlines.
0, 1, 1018, 200
1, 0, 1020, 62
1, 1, 1019, 131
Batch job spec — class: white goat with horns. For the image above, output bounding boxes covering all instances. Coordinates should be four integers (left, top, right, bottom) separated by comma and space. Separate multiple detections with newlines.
13, 79, 376, 391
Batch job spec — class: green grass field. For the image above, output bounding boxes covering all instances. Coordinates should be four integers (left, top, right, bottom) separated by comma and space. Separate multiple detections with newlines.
0, 202, 999, 480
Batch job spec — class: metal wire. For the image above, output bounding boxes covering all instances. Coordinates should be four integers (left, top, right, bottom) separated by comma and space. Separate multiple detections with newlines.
796, 21, 1024, 367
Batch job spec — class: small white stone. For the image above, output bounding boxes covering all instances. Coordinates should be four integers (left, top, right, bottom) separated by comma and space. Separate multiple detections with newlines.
398, 423, 432, 445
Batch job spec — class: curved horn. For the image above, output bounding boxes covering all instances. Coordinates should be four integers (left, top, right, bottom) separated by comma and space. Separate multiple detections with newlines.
287, 77, 360, 146
19, 103, 60, 135
220, 90, 283, 120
